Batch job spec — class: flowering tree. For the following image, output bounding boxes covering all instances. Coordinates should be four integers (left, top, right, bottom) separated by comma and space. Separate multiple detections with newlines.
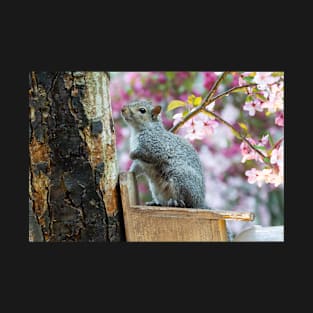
110, 71, 284, 235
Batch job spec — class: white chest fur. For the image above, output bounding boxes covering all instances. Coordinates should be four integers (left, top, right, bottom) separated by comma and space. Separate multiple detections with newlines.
129, 129, 139, 152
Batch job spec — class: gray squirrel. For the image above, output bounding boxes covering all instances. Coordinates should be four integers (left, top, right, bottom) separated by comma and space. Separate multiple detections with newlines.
121, 99, 207, 209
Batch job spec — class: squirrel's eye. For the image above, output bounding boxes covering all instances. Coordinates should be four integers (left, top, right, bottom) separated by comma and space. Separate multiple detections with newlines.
139, 108, 146, 114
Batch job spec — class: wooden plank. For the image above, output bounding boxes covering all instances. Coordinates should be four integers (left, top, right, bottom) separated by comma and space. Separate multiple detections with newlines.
126, 206, 229, 241
119, 172, 136, 241
119, 172, 254, 242
130, 205, 254, 221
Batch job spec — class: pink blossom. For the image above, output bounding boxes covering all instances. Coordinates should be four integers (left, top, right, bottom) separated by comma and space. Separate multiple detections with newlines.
123, 72, 145, 92
262, 82, 284, 113
174, 72, 191, 85
202, 119, 219, 136
275, 111, 284, 127
176, 72, 190, 80
263, 167, 283, 187
245, 167, 283, 188
240, 137, 267, 163
153, 91, 163, 102
197, 113, 219, 136
240, 139, 257, 163
243, 99, 264, 116
157, 72, 167, 84
173, 112, 218, 142
178, 93, 189, 102
184, 118, 205, 141
270, 144, 284, 170
172, 112, 185, 126
261, 168, 274, 184
231, 73, 240, 87
253, 72, 280, 89
222, 143, 241, 158
184, 126, 205, 141
203, 72, 217, 91
260, 134, 269, 146
238, 76, 246, 87
245, 168, 264, 187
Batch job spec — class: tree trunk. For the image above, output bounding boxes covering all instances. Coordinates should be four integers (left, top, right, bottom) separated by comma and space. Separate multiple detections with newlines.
29, 71, 124, 242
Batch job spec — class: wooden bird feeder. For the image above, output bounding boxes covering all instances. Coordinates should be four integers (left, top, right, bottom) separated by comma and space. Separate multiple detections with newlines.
119, 172, 255, 242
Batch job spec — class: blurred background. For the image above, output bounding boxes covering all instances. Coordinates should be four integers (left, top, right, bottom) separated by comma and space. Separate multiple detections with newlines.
109, 72, 284, 236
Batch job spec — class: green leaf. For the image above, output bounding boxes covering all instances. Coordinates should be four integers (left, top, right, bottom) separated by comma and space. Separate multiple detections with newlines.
167, 100, 186, 112
243, 76, 254, 84
231, 129, 242, 140
263, 157, 271, 163
263, 132, 274, 147
182, 110, 189, 117
187, 95, 195, 105
194, 96, 202, 106
165, 72, 175, 80
255, 92, 267, 101
238, 122, 248, 131
245, 95, 253, 103
232, 87, 247, 93
253, 145, 266, 150
272, 72, 284, 77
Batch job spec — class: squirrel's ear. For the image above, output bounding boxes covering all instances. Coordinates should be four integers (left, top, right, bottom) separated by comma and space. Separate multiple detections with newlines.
151, 105, 162, 120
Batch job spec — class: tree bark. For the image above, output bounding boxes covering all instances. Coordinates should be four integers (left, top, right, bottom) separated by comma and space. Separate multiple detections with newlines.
29, 71, 124, 242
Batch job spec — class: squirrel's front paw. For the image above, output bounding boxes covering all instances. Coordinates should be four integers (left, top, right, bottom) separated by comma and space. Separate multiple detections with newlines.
145, 201, 161, 206
167, 199, 186, 208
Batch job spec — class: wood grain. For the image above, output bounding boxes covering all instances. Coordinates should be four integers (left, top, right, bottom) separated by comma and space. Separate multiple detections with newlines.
130, 205, 254, 221
119, 172, 254, 242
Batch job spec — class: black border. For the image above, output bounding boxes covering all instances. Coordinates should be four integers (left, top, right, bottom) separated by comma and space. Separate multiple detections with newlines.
3, 23, 297, 305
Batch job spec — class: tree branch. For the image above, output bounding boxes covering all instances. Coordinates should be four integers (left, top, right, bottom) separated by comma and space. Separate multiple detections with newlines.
202, 108, 269, 163
168, 73, 280, 165
170, 81, 258, 133
210, 83, 257, 103
202, 71, 229, 106
169, 106, 202, 133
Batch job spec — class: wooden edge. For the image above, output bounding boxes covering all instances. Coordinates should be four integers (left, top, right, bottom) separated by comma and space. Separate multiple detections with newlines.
130, 205, 255, 221
119, 172, 139, 206
119, 172, 136, 241
118, 172, 254, 222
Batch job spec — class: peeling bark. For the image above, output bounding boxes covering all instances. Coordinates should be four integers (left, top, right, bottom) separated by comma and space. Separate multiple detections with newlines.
29, 71, 124, 242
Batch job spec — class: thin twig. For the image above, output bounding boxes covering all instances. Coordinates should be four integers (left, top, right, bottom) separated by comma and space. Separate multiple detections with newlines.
210, 83, 257, 103
202, 108, 268, 162
202, 71, 228, 106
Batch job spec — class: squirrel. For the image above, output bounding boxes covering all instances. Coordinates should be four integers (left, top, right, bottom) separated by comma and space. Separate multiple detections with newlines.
121, 99, 207, 209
